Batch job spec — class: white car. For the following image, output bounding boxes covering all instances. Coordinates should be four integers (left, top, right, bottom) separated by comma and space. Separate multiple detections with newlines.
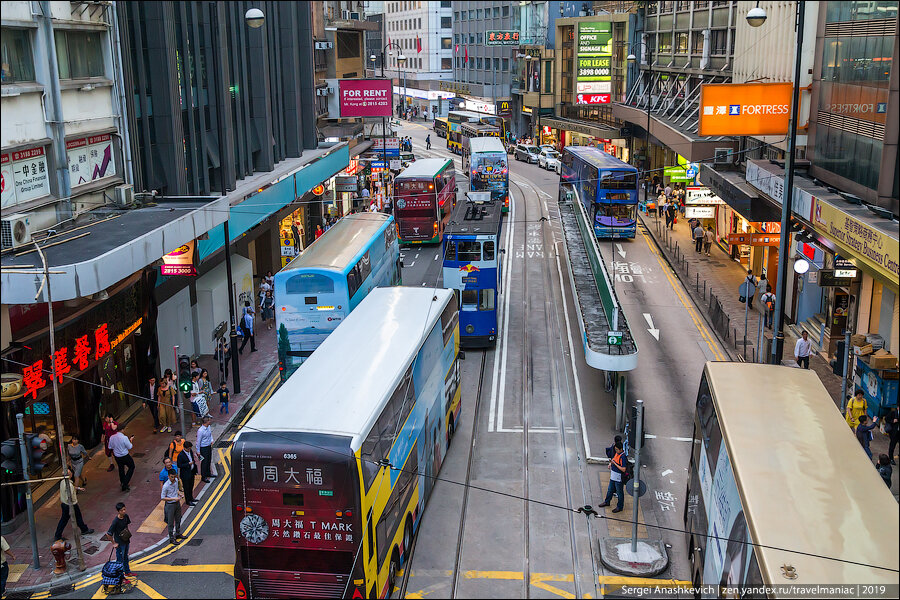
538, 150, 561, 173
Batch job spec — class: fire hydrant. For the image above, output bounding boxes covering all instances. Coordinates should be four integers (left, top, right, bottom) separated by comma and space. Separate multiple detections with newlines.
51, 539, 71, 574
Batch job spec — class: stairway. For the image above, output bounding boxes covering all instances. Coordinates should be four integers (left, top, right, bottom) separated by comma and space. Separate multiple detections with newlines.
787, 313, 826, 354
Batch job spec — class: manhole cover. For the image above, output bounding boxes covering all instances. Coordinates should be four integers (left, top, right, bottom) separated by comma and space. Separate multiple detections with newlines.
186, 538, 203, 546
172, 558, 190, 566
132, 452, 146, 458
49, 584, 75, 597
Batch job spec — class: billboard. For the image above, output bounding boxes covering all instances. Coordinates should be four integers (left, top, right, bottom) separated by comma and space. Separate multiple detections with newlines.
698, 83, 793, 137
575, 22, 612, 105
338, 79, 393, 118
161, 241, 197, 276
486, 30, 520, 46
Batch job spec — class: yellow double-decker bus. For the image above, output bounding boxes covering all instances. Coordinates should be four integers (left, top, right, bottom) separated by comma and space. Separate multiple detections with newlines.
446, 110, 482, 154
433, 117, 449, 139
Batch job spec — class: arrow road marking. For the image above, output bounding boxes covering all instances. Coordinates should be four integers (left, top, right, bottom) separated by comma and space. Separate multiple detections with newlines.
643, 313, 660, 341
616, 243, 626, 259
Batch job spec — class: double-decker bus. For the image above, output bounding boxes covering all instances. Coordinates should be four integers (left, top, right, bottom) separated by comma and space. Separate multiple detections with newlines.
433, 117, 449, 139
462, 136, 509, 212
232, 287, 462, 600
685, 363, 899, 595
393, 158, 457, 244
446, 110, 483, 154
273, 213, 400, 380
442, 199, 502, 347
560, 146, 638, 239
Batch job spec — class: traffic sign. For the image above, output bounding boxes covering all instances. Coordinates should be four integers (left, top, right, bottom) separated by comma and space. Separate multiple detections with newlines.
607, 331, 623, 346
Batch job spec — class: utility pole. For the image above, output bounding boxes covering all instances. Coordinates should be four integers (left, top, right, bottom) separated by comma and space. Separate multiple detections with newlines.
16, 413, 40, 569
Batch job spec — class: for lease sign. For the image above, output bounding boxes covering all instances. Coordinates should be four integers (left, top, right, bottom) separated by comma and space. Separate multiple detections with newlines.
339, 79, 392, 118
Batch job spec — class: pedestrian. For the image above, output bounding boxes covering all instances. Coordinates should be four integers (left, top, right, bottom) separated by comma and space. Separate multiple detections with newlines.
264, 269, 274, 291
665, 202, 676, 230
215, 339, 230, 383
664, 183, 672, 198
101, 414, 118, 472
845, 390, 868, 431
794, 330, 812, 369
692, 222, 705, 252
217, 381, 230, 415
189, 371, 202, 425
703, 226, 715, 256
105, 502, 134, 577
197, 415, 214, 483
107, 425, 135, 492
885, 406, 899, 465
743, 270, 757, 309
239, 307, 256, 354
144, 375, 160, 434
66, 435, 89, 487
760, 285, 776, 330
261, 290, 275, 330
157, 378, 177, 433
54, 467, 94, 541
1, 535, 15, 597
166, 431, 185, 465
158, 457, 178, 485
315, 224, 324, 240
426, 134, 432, 150
161, 469, 184, 545
190, 359, 201, 378
258, 276, 272, 309
877, 454, 892, 488
597, 441, 626, 513
855, 414, 879, 460
177, 441, 198, 506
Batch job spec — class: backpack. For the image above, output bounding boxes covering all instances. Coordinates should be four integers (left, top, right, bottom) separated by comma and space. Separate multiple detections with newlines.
764, 294, 775, 312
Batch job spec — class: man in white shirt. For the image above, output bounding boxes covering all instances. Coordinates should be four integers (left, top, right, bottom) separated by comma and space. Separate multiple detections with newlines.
794, 330, 812, 369
108, 426, 135, 492
161, 470, 184, 545
197, 415, 214, 483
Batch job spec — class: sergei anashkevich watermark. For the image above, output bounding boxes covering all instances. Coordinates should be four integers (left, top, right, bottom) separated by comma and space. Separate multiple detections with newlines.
608, 583, 900, 598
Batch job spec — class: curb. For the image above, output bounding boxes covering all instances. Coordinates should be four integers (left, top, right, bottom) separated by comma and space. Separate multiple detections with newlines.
6, 366, 278, 597
598, 537, 669, 577
637, 212, 738, 361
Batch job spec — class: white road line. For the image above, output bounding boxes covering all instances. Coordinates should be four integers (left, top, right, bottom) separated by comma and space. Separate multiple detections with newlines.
407, 262, 415, 267
489, 191, 515, 433
644, 434, 694, 442
433, 254, 439, 260
415, 253, 419, 259
421, 282, 427, 286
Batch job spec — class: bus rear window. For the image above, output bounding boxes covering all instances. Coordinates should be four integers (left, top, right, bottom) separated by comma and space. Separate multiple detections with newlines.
286, 273, 335, 295
282, 493, 304, 506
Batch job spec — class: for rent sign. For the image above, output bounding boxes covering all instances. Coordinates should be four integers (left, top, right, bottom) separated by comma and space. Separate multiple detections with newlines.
698, 83, 793, 136
338, 79, 392, 118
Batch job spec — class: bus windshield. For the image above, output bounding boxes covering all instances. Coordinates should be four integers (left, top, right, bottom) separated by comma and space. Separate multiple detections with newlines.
396, 180, 437, 217
599, 170, 637, 189
595, 204, 636, 227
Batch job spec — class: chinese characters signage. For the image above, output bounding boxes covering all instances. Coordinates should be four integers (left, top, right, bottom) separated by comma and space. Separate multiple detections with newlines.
161, 241, 197, 276
338, 79, 392, 118
21, 318, 142, 400
575, 22, 612, 105
812, 199, 899, 284
726, 233, 781, 247
1, 147, 51, 209
485, 30, 519, 46
66, 134, 116, 187
698, 83, 793, 136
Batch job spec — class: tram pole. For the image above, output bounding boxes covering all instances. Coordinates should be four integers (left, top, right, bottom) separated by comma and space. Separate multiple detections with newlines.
631, 400, 644, 553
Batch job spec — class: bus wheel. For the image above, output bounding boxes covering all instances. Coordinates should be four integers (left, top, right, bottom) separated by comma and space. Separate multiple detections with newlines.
447, 419, 454, 448
403, 516, 413, 558
388, 548, 400, 592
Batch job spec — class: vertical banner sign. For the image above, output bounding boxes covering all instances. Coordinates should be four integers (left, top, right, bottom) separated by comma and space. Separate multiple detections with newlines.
338, 79, 393, 118
575, 22, 612, 105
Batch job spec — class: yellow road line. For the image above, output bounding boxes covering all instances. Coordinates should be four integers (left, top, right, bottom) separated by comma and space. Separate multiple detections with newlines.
531, 573, 576, 599
229, 373, 279, 441
462, 570, 523, 580
90, 584, 109, 599
132, 563, 234, 574
135, 580, 167, 599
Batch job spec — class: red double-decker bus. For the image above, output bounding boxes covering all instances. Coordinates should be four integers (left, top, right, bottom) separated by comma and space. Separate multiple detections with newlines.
393, 158, 456, 244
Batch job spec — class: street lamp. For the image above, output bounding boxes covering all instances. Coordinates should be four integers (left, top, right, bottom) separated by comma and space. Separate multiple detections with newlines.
627, 39, 653, 218
244, 7, 265, 28
749, 2, 803, 366
398, 54, 408, 119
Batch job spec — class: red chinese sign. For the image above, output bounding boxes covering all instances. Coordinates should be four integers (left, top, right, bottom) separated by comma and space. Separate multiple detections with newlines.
486, 31, 519, 46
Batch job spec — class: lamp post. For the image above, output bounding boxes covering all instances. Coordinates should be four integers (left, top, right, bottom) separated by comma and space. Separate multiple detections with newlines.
747, 3, 804, 365
379, 43, 404, 208
627, 37, 653, 214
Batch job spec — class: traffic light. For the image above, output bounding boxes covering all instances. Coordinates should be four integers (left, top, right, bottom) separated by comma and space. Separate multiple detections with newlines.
629, 405, 646, 453
1, 439, 23, 477
25, 433, 47, 476
178, 355, 192, 394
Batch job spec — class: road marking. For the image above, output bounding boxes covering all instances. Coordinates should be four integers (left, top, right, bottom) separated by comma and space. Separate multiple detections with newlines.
135, 580, 166, 599
616, 243, 626, 259
489, 192, 515, 432
644, 434, 693, 442
531, 573, 576, 599
133, 563, 234, 574
407, 261, 415, 267
433, 254, 438, 260
661, 469, 673, 477
137, 500, 168, 533
643, 313, 660, 341
462, 570, 523, 580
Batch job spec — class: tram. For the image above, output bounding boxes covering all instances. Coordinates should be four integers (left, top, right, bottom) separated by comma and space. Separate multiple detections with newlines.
560, 146, 638, 239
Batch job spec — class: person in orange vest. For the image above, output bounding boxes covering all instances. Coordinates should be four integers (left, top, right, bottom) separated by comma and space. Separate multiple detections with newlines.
598, 441, 626, 513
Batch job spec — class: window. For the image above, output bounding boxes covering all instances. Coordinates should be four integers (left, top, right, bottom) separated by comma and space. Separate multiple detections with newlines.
502, 6, 509, 17
691, 31, 705, 53
483, 241, 495, 261
442, 57, 452, 70
457, 241, 481, 261
821, 36, 892, 83
502, 58, 509, 71
477, 32, 483, 44
461, 289, 478, 306
441, 16, 451, 28
469, 10, 475, 19
1, 28, 35, 83
709, 29, 727, 55
441, 37, 451, 50
657, 32, 672, 53
494, 7, 500, 18
55, 30, 104, 79
417, 18, 421, 29
494, 58, 500, 70
476, 9, 483, 19
469, 33, 475, 44
479, 289, 495, 311
441, 0, 452, 7
675, 32, 689, 53
460, 10, 466, 20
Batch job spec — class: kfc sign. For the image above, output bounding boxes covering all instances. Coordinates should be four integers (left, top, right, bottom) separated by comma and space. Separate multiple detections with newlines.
339, 79, 393, 118
576, 94, 611, 105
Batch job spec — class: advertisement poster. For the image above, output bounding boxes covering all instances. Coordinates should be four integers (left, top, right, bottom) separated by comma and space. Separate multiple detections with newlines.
2, 147, 51, 208
575, 22, 612, 105
161, 241, 197, 276
338, 79, 392, 118
703, 443, 754, 589
66, 134, 116, 187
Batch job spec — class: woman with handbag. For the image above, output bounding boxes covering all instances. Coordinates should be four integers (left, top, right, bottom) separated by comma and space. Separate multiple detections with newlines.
157, 379, 177, 433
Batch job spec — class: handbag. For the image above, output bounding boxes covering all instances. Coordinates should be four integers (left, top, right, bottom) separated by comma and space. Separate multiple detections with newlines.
119, 527, 132, 543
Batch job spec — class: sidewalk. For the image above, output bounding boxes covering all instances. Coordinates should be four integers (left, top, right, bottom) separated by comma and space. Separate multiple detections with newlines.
3, 320, 279, 594
638, 207, 898, 498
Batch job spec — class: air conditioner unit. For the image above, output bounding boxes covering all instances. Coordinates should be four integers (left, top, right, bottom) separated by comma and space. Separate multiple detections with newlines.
350, 11, 360, 20
1, 213, 33, 250
713, 148, 733, 164
115, 184, 134, 207
341, 9, 350, 19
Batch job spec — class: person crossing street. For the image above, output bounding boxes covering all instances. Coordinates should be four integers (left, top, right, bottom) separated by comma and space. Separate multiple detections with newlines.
426, 134, 432, 150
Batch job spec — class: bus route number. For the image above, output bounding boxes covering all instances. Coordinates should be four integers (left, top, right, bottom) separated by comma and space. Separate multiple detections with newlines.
283, 453, 297, 460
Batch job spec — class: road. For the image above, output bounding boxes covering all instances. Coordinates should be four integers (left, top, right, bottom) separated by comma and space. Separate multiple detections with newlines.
44, 121, 726, 599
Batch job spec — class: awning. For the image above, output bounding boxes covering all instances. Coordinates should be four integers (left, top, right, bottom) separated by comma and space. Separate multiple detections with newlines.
699, 165, 781, 223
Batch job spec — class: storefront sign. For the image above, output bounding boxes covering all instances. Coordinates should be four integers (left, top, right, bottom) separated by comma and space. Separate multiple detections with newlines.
744, 160, 815, 221
726, 233, 781, 247
818, 269, 859, 287
338, 79, 392, 118
812, 199, 900, 285
334, 176, 358, 193
485, 30, 519, 46
698, 83, 793, 136
686, 206, 716, 219
66, 134, 116, 186
161, 242, 197, 276
1, 147, 51, 208
372, 138, 400, 157
461, 100, 497, 115
576, 22, 612, 105
686, 187, 725, 205
496, 100, 511, 115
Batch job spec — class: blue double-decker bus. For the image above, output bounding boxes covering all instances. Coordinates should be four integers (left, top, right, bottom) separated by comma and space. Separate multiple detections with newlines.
274, 213, 401, 379
441, 199, 503, 347
560, 146, 639, 239
463, 136, 510, 213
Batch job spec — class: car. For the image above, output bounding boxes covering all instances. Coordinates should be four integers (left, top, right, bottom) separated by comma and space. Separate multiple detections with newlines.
514, 144, 541, 164
538, 150, 561, 173
539, 144, 556, 154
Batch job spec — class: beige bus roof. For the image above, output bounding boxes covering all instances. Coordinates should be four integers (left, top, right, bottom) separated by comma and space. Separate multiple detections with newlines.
705, 362, 899, 588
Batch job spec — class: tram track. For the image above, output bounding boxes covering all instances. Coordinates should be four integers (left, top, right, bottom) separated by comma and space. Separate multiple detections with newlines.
516, 177, 533, 600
